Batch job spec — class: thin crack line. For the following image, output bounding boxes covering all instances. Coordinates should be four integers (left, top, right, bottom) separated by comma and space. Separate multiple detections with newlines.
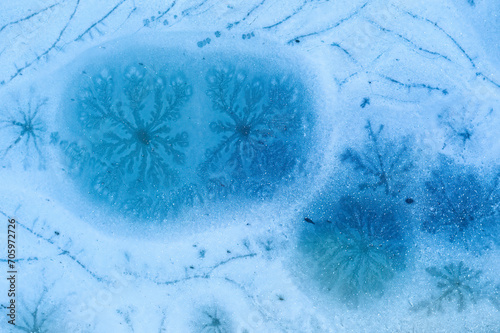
287, 2, 368, 45
157, 0, 177, 21
227, 0, 267, 30
379, 74, 448, 94
74, 0, 128, 41
7, 0, 81, 83
399, 6, 500, 88
263, 0, 309, 30
0, 2, 60, 34
0, 209, 106, 282
367, 19, 452, 62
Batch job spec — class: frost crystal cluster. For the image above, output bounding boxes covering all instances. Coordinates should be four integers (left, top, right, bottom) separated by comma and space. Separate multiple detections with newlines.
413, 261, 482, 314
74, 66, 191, 216
201, 67, 310, 199
55, 50, 315, 219
297, 195, 407, 305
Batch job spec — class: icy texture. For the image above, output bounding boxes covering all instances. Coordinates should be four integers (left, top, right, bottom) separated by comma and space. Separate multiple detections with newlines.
59, 64, 193, 218
422, 156, 500, 252
412, 261, 483, 314
340, 120, 414, 196
201, 67, 309, 200
190, 305, 234, 333
0, 0, 499, 332
297, 195, 407, 306
51, 47, 315, 219
0, 93, 48, 169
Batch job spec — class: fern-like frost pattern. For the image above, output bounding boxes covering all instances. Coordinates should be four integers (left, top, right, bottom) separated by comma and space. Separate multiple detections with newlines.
66, 65, 192, 217
57, 57, 315, 218
412, 261, 482, 314
201, 67, 310, 199
191, 305, 234, 333
298, 195, 407, 305
340, 121, 414, 196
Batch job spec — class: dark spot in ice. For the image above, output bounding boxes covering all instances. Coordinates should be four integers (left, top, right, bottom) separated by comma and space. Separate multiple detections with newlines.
236, 124, 251, 138
360, 98, 370, 108
197, 38, 212, 48
405, 198, 414, 204
242, 32, 255, 40
304, 217, 315, 224
458, 129, 472, 143
135, 128, 151, 146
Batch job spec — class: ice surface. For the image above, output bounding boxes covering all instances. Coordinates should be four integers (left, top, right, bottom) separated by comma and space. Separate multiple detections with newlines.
0, 0, 499, 332
51, 37, 318, 223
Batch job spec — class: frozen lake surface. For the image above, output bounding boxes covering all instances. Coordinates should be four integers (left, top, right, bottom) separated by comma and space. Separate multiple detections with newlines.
0, 0, 499, 332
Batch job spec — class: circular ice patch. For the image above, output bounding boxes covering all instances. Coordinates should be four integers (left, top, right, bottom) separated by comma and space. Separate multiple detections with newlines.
294, 194, 408, 306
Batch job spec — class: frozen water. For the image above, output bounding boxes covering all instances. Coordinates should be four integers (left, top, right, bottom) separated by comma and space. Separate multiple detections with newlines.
0, 0, 499, 332
51, 36, 318, 223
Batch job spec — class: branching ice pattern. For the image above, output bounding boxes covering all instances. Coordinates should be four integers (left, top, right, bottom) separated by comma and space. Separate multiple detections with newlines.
438, 106, 494, 149
0, 208, 298, 331
74, 0, 130, 41
0, 0, 136, 84
191, 305, 234, 333
298, 195, 407, 305
0, 95, 47, 169
56, 61, 314, 216
200, 66, 311, 199
0, 210, 106, 283
115, 307, 168, 332
14, 287, 59, 333
422, 157, 500, 252
67, 65, 191, 217
340, 121, 414, 196
412, 261, 483, 314
1, 0, 499, 330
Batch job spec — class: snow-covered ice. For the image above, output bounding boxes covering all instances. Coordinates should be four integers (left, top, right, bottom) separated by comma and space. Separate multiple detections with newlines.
0, 0, 499, 332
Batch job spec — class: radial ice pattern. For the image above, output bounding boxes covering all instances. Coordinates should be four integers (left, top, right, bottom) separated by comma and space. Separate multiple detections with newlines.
297, 194, 407, 306
56, 40, 317, 220
200, 66, 312, 200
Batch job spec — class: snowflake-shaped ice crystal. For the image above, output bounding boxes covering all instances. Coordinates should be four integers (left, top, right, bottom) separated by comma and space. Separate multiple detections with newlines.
412, 261, 482, 314
67, 65, 192, 217
298, 195, 407, 305
200, 66, 312, 199
0, 94, 47, 169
